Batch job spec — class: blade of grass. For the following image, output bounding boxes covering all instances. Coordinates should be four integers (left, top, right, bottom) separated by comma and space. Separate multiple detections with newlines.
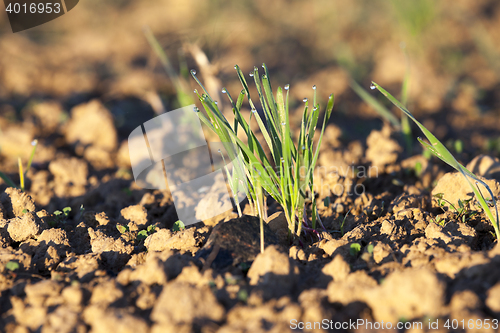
25, 139, 38, 175
372, 81, 500, 239
18, 157, 24, 192
400, 47, 413, 154
350, 79, 400, 127
0, 172, 17, 188
144, 27, 193, 107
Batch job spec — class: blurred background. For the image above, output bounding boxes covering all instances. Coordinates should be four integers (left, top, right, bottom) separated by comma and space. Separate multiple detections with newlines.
0, 0, 499, 166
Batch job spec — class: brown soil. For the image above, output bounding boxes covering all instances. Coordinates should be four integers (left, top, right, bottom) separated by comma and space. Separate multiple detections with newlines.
1, 1, 500, 332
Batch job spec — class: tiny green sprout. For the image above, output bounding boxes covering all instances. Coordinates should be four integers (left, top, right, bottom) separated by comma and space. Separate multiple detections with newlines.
0, 139, 38, 191
432, 216, 445, 226
208, 280, 217, 291
414, 161, 423, 176
367, 244, 374, 254
5, 261, 19, 271
116, 225, 129, 234
51, 206, 71, 226
172, 220, 185, 232
433, 193, 478, 223
137, 230, 148, 241
21, 209, 28, 214
137, 225, 157, 241
323, 196, 331, 207
340, 208, 352, 236
378, 201, 385, 218
0, 171, 16, 188
454, 139, 463, 154
433, 193, 447, 208
77, 204, 85, 220
350, 243, 361, 257
237, 289, 248, 303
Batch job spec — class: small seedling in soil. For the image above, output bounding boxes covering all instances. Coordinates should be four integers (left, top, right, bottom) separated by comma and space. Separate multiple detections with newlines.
172, 220, 185, 232
350, 243, 361, 257
76, 204, 85, 221
431, 215, 446, 227
137, 225, 157, 241
49, 207, 72, 227
4, 261, 19, 279
191, 64, 334, 238
0, 139, 38, 191
116, 224, 136, 242
323, 196, 331, 207
433, 193, 479, 224
53, 207, 71, 218
414, 161, 423, 177
372, 82, 500, 240
116, 224, 129, 234
237, 289, 248, 303
340, 208, 352, 236
5, 261, 19, 271
137, 230, 148, 241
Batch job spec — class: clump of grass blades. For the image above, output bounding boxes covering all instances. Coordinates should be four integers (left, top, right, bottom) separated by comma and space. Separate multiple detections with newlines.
372, 82, 500, 240
191, 65, 334, 238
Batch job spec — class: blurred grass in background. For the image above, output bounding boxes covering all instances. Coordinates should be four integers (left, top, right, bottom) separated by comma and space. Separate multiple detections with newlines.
0, 0, 499, 154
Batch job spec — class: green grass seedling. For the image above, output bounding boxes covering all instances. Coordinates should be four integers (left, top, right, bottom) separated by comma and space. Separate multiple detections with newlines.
0, 139, 38, 191
350, 243, 361, 257
372, 82, 500, 240
191, 65, 334, 237
172, 220, 186, 232
143, 27, 194, 108
137, 225, 157, 241
433, 193, 478, 224
5, 261, 19, 272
